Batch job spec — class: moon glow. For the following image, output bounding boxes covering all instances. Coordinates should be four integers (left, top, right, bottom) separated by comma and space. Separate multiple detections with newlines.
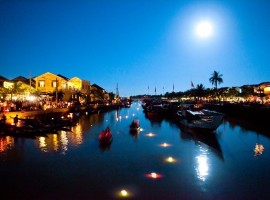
196, 21, 213, 38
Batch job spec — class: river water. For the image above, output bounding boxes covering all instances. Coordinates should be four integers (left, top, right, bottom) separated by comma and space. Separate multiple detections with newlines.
1, 101, 270, 199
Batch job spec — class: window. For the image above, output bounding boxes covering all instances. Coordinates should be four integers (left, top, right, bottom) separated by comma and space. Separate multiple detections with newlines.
52, 80, 58, 88
39, 80, 45, 87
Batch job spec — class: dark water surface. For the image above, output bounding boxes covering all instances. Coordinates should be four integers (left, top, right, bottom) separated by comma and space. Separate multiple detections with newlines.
1, 101, 270, 199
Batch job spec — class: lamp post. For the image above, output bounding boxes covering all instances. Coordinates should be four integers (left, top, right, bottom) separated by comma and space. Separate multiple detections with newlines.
55, 78, 58, 104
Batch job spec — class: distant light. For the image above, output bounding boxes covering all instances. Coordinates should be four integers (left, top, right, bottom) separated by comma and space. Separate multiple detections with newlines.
159, 142, 172, 148
145, 172, 163, 179
145, 133, 156, 137
26, 95, 36, 101
120, 189, 128, 197
165, 156, 177, 163
254, 143, 264, 156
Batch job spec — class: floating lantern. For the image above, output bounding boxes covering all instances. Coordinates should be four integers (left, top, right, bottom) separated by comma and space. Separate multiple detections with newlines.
159, 142, 172, 148
120, 190, 128, 197
145, 133, 156, 137
145, 172, 163, 179
165, 156, 177, 163
254, 143, 264, 156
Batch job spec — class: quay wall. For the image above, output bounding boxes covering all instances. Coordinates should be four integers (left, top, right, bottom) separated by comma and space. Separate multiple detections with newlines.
204, 103, 270, 134
1, 104, 123, 125
205, 103, 270, 123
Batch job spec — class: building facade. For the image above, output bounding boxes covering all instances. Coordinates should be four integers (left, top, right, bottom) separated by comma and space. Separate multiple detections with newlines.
34, 72, 69, 94
68, 77, 91, 94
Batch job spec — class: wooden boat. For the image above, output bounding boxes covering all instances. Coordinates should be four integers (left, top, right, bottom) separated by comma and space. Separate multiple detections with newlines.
176, 109, 224, 132
130, 120, 140, 131
99, 127, 113, 144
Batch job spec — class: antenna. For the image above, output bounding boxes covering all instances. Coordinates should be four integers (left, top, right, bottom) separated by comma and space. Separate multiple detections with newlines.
116, 83, 119, 98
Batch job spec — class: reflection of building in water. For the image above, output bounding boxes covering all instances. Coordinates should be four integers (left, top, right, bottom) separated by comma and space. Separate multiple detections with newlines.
53, 134, 59, 151
60, 131, 68, 154
0, 136, 14, 152
39, 137, 47, 152
71, 124, 83, 145
0, 137, 25, 163
36, 126, 84, 154
195, 146, 209, 182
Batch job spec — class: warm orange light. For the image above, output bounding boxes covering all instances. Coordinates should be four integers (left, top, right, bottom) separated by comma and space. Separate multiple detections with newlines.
145, 172, 163, 179
254, 143, 264, 156
165, 156, 177, 163
145, 133, 156, 137
116, 189, 132, 198
120, 190, 128, 197
159, 142, 172, 148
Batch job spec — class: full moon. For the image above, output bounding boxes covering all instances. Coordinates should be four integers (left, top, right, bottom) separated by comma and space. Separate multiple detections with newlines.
196, 21, 213, 38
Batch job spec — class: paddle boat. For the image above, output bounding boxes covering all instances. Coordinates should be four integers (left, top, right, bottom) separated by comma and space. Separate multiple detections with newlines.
130, 120, 140, 131
99, 126, 113, 144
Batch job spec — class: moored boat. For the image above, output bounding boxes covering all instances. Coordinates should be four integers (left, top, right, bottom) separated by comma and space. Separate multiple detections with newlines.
176, 108, 224, 132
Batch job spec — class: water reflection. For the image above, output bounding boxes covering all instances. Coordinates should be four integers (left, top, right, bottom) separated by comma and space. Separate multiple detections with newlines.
254, 143, 264, 156
224, 116, 270, 137
35, 124, 84, 154
180, 130, 224, 161
195, 147, 209, 182
144, 112, 163, 127
2, 102, 270, 199
38, 136, 47, 152
0, 136, 14, 152
129, 129, 140, 139
99, 142, 112, 152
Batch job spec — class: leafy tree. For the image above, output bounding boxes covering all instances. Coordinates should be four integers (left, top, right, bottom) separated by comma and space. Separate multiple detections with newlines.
195, 84, 205, 101
0, 82, 25, 100
52, 90, 64, 102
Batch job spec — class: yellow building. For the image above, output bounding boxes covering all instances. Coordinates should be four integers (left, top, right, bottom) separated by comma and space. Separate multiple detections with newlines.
34, 72, 69, 94
68, 77, 90, 94
254, 82, 270, 95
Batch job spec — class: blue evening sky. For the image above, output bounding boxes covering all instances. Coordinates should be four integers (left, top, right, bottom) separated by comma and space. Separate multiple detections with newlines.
0, 0, 270, 96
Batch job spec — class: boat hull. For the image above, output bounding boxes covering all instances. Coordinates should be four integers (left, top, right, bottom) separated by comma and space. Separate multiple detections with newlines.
177, 110, 224, 132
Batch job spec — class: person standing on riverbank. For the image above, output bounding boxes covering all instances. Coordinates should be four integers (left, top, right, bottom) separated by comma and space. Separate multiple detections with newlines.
14, 115, 18, 127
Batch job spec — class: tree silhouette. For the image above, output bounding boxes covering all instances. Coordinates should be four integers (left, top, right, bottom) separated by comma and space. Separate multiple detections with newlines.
209, 71, 223, 90
195, 83, 205, 101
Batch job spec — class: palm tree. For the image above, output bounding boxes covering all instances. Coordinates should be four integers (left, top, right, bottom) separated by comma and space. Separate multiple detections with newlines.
209, 71, 223, 90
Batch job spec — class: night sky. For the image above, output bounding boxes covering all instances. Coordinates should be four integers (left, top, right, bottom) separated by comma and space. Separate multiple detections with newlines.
1, 0, 270, 96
